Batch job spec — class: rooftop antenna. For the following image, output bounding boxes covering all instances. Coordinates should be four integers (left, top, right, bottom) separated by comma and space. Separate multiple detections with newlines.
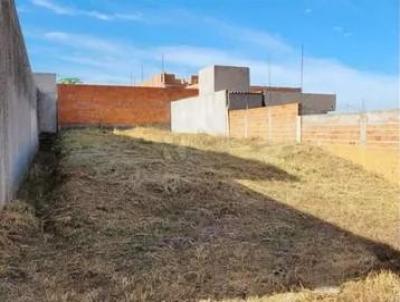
300, 44, 304, 92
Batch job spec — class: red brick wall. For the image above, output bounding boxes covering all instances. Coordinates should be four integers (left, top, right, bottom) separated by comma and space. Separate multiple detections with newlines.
58, 84, 198, 127
229, 103, 299, 143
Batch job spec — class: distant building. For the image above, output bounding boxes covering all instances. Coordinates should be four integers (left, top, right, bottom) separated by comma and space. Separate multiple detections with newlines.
141, 68, 335, 115
250, 86, 336, 115
139, 72, 198, 89
170, 65, 337, 135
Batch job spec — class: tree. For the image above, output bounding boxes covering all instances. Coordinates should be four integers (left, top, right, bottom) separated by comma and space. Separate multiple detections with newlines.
58, 77, 82, 84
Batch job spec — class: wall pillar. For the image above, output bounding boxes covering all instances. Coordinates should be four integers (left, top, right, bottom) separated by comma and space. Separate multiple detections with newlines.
359, 113, 368, 145
296, 116, 302, 143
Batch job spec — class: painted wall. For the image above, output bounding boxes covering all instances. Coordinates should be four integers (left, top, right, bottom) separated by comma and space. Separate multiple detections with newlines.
58, 84, 198, 128
0, 0, 39, 206
34, 73, 58, 133
171, 90, 228, 135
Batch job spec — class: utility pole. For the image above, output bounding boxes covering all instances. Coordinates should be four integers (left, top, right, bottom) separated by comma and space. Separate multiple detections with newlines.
361, 99, 366, 113
161, 54, 165, 74
267, 57, 272, 87
300, 44, 304, 92
267, 56, 272, 105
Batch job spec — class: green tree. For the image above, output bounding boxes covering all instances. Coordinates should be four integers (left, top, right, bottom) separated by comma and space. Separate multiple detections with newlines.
58, 77, 82, 84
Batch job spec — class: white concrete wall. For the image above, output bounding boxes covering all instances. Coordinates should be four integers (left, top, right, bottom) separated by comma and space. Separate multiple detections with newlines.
199, 65, 250, 95
34, 73, 58, 133
171, 90, 228, 135
0, 0, 39, 206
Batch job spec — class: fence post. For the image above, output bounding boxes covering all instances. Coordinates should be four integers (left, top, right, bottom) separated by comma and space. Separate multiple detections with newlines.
267, 107, 272, 142
226, 91, 230, 137
296, 116, 302, 143
359, 112, 367, 145
244, 97, 248, 138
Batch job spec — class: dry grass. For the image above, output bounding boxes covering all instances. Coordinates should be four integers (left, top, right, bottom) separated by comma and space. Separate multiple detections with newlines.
214, 271, 400, 302
0, 127, 399, 301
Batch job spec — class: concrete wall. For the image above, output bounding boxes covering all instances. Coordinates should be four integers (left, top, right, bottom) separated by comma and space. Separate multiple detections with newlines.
34, 73, 58, 133
0, 0, 39, 206
228, 92, 264, 110
58, 84, 198, 128
264, 91, 336, 114
199, 66, 250, 95
171, 90, 228, 135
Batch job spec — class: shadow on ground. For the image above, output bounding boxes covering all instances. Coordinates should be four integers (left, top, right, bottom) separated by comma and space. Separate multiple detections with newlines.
1, 129, 399, 301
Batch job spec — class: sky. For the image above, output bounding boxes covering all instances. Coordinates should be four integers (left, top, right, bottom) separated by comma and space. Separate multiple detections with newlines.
17, 0, 399, 111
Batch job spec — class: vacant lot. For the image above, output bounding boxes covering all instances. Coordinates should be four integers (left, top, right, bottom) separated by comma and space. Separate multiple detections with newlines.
1, 128, 399, 301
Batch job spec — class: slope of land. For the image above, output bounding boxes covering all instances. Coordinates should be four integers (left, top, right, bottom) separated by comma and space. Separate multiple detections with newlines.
0, 128, 399, 301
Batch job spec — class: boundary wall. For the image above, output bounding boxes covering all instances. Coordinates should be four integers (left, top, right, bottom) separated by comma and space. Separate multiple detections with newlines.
0, 0, 39, 206
228, 105, 399, 183
300, 110, 399, 149
229, 103, 299, 143
58, 84, 198, 128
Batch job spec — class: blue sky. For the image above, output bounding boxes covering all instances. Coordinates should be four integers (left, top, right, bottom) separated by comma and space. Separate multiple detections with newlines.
17, 0, 399, 111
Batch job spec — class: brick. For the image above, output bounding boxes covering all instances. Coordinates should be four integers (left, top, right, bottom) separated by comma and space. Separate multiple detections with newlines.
58, 84, 198, 127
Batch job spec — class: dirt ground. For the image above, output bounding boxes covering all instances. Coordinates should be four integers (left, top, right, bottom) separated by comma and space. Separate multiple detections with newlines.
0, 128, 399, 301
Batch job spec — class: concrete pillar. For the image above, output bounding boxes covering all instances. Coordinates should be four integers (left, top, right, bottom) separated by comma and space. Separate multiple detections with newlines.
296, 116, 302, 143
359, 113, 367, 145
34, 73, 58, 133
267, 107, 272, 143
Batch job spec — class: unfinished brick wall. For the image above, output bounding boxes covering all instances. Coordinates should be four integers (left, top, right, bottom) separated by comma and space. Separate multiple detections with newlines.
301, 110, 399, 184
229, 104, 399, 183
229, 107, 268, 139
301, 114, 361, 145
229, 103, 299, 143
365, 111, 399, 149
301, 110, 400, 149
58, 84, 198, 128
